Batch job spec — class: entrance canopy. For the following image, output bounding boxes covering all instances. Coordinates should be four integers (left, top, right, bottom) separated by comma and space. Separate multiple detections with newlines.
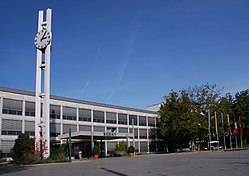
58, 131, 133, 141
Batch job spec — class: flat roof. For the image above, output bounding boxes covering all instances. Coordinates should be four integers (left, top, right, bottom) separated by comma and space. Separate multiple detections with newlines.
0, 87, 158, 115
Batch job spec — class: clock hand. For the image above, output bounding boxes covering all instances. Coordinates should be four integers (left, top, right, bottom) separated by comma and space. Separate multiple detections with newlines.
40, 30, 47, 41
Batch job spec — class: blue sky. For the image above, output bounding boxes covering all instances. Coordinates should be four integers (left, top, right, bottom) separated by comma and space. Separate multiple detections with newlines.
0, 0, 249, 109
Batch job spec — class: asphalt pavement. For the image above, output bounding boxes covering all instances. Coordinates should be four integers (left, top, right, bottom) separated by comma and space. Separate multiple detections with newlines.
0, 150, 248, 176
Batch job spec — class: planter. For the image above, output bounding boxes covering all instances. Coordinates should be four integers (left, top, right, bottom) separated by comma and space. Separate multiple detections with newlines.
94, 154, 99, 160
129, 152, 134, 158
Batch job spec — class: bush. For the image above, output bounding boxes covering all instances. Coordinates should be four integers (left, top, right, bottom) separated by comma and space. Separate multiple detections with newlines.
127, 146, 135, 153
11, 133, 36, 164
50, 144, 68, 160
115, 141, 127, 157
92, 146, 100, 155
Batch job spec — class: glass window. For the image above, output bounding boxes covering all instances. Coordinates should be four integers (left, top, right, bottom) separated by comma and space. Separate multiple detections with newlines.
79, 125, 91, 131
2, 119, 22, 131
118, 113, 127, 125
50, 105, 61, 119
93, 110, 104, 123
106, 112, 116, 124
63, 124, 77, 134
25, 101, 35, 117
25, 131, 35, 136
118, 127, 128, 133
79, 108, 91, 122
1, 140, 15, 153
139, 129, 147, 139
148, 117, 155, 127
63, 106, 76, 121
94, 126, 105, 132
25, 121, 35, 132
139, 116, 146, 126
3, 98, 22, 116
129, 115, 137, 126
140, 142, 148, 152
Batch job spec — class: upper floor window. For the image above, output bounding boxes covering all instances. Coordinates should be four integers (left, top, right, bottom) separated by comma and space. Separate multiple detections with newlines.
50, 104, 61, 119
148, 117, 155, 127
79, 108, 91, 122
93, 110, 104, 123
139, 116, 146, 126
25, 101, 35, 117
2, 98, 22, 116
63, 106, 76, 121
106, 112, 116, 124
129, 115, 137, 126
118, 113, 127, 125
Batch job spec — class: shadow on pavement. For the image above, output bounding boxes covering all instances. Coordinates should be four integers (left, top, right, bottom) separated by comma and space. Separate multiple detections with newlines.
0, 165, 30, 175
100, 167, 129, 176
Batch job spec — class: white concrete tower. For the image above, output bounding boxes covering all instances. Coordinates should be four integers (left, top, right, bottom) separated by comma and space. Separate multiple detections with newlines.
34, 8, 52, 158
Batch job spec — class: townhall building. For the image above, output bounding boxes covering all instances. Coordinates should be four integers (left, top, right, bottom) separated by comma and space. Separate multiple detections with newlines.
0, 87, 160, 158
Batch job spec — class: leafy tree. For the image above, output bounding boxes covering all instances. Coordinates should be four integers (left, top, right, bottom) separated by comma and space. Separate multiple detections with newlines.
159, 83, 226, 151
11, 133, 35, 163
233, 89, 249, 144
159, 90, 201, 151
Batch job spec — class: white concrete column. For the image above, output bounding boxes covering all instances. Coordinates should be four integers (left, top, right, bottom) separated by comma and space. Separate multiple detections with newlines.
43, 8, 52, 158
76, 107, 79, 131
91, 109, 94, 150
116, 112, 118, 125
105, 141, 108, 157
0, 97, 2, 114
22, 100, 25, 117
35, 10, 43, 152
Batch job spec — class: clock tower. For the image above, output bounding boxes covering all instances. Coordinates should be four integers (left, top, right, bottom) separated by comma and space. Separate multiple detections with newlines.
34, 8, 52, 159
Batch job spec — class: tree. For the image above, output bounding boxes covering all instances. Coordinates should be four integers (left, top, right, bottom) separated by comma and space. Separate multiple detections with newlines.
233, 89, 249, 144
159, 83, 225, 151
11, 133, 35, 163
159, 90, 201, 151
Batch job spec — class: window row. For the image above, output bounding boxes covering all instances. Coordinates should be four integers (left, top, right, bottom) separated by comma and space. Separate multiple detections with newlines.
1, 98, 156, 126
1, 119, 158, 139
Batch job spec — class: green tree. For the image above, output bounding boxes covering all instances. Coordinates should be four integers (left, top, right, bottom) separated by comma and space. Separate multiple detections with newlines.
11, 133, 35, 163
159, 90, 201, 151
233, 89, 249, 144
159, 83, 225, 151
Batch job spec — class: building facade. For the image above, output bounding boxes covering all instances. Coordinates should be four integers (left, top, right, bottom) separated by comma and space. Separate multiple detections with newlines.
0, 87, 159, 158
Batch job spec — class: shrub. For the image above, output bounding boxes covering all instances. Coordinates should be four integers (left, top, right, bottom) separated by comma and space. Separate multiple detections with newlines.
50, 144, 68, 160
92, 146, 100, 155
11, 133, 36, 164
127, 146, 135, 153
115, 141, 127, 156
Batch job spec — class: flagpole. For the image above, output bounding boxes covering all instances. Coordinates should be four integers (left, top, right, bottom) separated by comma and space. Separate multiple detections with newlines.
220, 113, 226, 150
215, 111, 219, 151
227, 114, 232, 150
208, 110, 211, 151
234, 117, 238, 149
239, 116, 243, 148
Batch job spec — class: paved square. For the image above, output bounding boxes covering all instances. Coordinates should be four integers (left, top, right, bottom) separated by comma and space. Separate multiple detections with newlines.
1, 150, 249, 176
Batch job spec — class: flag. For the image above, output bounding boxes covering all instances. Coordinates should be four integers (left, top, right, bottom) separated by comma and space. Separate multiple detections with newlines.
239, 116, 243, 136
220, 113, 225, 136
227, 114, 232, 136
220, 113, 226, 149
234, 117, 238, 137
215, 111, 218, 136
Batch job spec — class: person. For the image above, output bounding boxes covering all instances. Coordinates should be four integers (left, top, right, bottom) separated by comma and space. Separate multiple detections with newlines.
78, 150, 82, 161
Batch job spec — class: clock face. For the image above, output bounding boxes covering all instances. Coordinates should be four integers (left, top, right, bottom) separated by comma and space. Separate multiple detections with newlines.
34, 29, 51, 50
